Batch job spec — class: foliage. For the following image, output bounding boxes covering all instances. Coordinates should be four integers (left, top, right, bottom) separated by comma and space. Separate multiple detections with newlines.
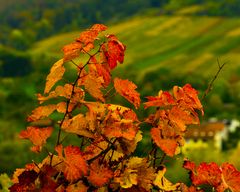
10, 24, 240, 191
0, 174, 12, 192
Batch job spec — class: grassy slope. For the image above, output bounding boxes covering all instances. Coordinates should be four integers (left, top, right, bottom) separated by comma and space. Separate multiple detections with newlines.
31, 13, 240, 81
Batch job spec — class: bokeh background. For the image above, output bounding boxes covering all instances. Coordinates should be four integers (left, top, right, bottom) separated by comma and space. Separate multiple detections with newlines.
1, 0, 240, 188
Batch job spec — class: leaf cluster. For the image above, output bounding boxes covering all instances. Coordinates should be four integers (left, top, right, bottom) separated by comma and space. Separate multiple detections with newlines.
10, 24, 240, 192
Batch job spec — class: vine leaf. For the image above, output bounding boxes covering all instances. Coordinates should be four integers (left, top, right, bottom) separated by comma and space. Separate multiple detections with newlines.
183, 160, 222, 187
62, 24, 107, 61
150, 127, 178, 157
87, 160, 113, 187
56, 145, 88, 182
173, 84, 203, 114
39, 165, 58, 191
145, 84, 203, 157
183, 160, 240, 192
90, 56, 111, 87
9, 170, 38, 192
115, 157, 155, 190
38, 84, 84, 104
44, 59, 65, 94
153, 167, 180, 191
77, 24, 107, 46
114, 78, 141, 109
62, 42, 83, 61
27, 105, 57, 122
84, 74, 105, 102
61, 114, 94, 138
103, 35, 126, 69
221, 163, 240, 192
19, 127, 53, 152
144, 91, 175, 109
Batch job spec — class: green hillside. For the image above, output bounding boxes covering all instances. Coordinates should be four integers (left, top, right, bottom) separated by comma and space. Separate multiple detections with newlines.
31, 14, 240, 80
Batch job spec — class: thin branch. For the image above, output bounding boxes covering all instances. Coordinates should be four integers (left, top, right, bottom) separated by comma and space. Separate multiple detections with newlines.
201, 59, 227, 100
88, 139, 117, 163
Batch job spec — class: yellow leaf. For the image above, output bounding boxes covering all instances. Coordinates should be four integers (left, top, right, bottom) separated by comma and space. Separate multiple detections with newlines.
84, 74, 104, 102
62, 114, 94, 138
115, 169, 138, 189
27, 105, 57, 122
154, 167, 180, 191
44, 59, 65, 94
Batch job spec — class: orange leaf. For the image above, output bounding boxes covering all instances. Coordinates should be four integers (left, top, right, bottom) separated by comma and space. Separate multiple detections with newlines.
169, 106, 199, 131
76, 24, 106, 47
37, 84, 75, 104
104, 119, 138, 140
62, 42, 82, 61
144, 91, 175, 109
77, 30, 98, 45
44, 59, 65, 94
114, 78, 140, 109
221, 163, 240, 192
150, 128, 178, 157
173, 84, 203, 114
91, 24, 108, 32
103, 35, 126, 69
88, 160, 113, 187
27, 105, 57, 122
84, 74, 105, 102
183, 160, 222, 188
64, 146, 88, 182
19, 127, 53, 152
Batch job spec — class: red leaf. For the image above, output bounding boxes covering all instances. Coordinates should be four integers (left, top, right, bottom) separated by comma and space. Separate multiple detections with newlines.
144, 91, 175, 109
183, 160, 222, 188
9, 170, 38, 192
221, 163, 240, 192
114, 78, 140, 109
103, 35, 126, 69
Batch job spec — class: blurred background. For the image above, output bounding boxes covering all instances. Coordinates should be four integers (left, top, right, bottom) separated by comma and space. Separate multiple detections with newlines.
1, 0, 240, 187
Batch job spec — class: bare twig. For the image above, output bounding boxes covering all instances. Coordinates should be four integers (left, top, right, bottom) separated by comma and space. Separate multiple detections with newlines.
201, 58, 227, 100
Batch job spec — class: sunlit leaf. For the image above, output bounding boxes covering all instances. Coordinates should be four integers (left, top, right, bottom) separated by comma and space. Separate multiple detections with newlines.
84, 74, 105, 102
114, 78, 140, 108
61, 114, 94, 138
144, 91, 175, 109
19, 127, 53, 152
103, 35, 126, 69
151, 127, 178, 157
63, 146, 88, 182
27, 105, 57, 122
44, 59, 65, 94
154, 167, 180, 191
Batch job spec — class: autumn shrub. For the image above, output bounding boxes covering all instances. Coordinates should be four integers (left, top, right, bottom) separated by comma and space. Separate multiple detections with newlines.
9, 24, 240, 192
